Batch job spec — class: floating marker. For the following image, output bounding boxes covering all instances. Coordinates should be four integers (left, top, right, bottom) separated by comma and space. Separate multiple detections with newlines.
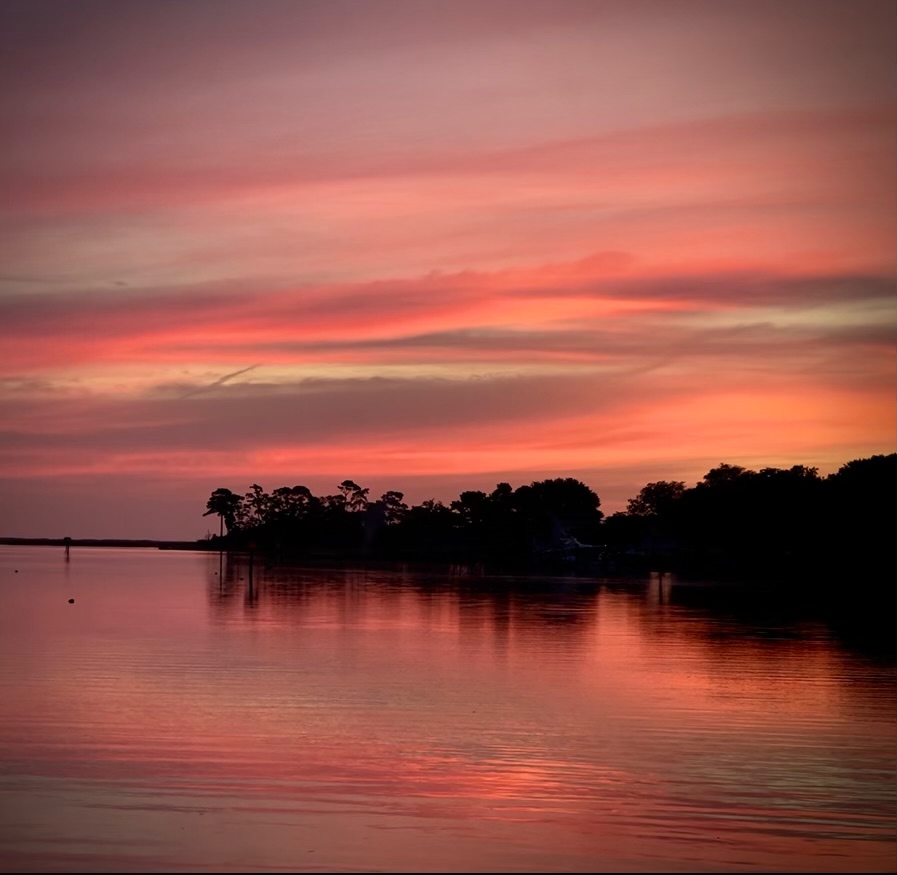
68, 598, 75, 604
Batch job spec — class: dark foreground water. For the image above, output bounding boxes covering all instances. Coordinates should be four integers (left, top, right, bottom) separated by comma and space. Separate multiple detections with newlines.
0, 546, 893, 873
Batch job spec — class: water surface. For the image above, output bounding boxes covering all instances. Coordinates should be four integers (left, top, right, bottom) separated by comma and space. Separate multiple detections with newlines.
0, 547, 893, 872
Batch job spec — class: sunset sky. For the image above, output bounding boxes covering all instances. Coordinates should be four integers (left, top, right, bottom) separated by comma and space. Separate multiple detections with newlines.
1, 0, 894, 539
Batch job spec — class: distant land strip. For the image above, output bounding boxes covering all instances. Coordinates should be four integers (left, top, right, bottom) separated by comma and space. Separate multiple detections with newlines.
0, 537, 211, 550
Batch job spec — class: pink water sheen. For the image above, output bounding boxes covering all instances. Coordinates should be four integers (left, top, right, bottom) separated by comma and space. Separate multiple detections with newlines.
0, 547, 893, 873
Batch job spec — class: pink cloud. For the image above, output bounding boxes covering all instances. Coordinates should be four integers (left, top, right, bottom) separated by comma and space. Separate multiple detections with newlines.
1, 253, 892, 371
0, 0, 893, 537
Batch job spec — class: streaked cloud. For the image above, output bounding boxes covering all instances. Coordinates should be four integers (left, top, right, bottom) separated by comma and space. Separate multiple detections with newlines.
0, 0, 893, 537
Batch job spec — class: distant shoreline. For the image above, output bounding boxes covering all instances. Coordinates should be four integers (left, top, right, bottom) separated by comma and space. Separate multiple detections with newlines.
0, 537, 211, 551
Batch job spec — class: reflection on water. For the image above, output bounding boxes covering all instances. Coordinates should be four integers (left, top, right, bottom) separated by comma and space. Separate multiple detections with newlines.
0, 547, 893, 873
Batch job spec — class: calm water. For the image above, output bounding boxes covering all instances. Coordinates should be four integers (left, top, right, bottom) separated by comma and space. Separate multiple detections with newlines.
0, 547, 893, 873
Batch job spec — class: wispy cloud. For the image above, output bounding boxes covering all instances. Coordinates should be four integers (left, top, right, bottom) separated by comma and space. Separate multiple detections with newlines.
178, 364, 260, 399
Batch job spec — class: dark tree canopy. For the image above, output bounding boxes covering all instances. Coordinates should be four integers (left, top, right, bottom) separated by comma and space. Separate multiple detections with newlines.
626, 481, 686, 517
604, 453, 894, 577
202, 487, 242, 535
201, 476, 603, 564
199, 453, 894, 576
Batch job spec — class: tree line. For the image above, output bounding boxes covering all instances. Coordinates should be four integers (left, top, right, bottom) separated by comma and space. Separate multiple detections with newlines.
203, 476, 604, 564
603, 453, 896, 575
202, 453, 895, 574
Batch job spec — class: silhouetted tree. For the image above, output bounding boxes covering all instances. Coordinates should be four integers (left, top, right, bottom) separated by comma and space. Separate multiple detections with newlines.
203, 488, 242, 538
451, 490, 490, 528
243, 483, 270, 529
514, 478, 603, 552
626, 481, 687, 517
339, 480, 370, 513
824, 453, 897, 572
379, 490, 408, 525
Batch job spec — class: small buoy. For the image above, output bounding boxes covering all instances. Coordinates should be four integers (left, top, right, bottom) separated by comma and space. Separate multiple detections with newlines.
14, 569, 18, 573
68, 598, 75, 604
